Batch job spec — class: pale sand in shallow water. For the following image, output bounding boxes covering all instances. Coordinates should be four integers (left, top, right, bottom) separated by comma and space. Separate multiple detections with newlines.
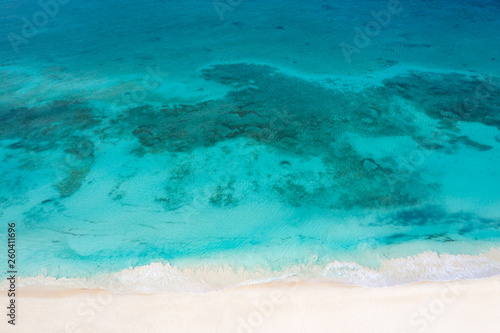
1, 276, 499, 333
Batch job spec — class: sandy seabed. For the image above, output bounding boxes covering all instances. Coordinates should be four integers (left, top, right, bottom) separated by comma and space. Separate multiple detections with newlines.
1, 276, 499, 333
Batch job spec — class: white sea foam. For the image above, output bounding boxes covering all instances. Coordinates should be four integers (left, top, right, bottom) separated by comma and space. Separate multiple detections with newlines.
321, 249, 500, 287
3, 249, 499, 294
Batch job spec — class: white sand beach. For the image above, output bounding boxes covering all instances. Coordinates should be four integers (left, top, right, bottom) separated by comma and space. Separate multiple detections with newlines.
1, 276, 499, 333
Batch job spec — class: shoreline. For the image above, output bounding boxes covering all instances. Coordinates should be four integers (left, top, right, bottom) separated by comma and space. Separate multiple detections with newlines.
2, 248, 500, 293
2, 276, 499, 332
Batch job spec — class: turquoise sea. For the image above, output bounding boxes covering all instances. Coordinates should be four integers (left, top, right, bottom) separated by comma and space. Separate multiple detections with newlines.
1, 0, 500, 291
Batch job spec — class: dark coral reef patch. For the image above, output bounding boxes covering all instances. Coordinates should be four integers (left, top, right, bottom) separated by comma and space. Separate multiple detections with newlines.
120, 63, 494, 209
0, 100, 99, 150
3, 64, 499, 206
381, 72, 500, 129
116, 63, 355, 155
0, 101, 99, 197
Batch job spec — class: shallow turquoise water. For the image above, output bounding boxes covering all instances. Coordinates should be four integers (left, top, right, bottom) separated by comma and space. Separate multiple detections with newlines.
0, 0, 500, 286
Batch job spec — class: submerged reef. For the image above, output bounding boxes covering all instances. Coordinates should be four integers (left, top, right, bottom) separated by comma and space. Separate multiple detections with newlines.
55, 136, 95, 197
119, 63, 500, 209
0, 101, 98, 151
118, 63, 500, 156
2, 63, 499, 209
118, 63, 352, 155
0, 101, 99, 198
382, 72, 500, 129
382, 205, 500, 229
374, 205, 500, 244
